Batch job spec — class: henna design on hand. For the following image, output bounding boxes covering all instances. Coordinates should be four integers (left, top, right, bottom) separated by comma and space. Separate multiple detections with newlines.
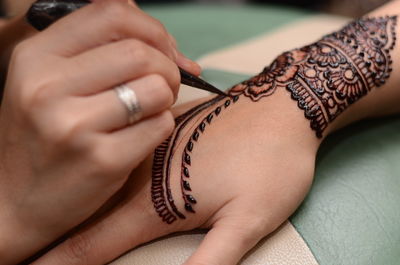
231, 16, 397, 137
152, 95, 234, 223
152, 16, 397, 224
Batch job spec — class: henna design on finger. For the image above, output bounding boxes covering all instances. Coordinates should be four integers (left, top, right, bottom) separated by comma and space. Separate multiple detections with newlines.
152, 16, 397, 224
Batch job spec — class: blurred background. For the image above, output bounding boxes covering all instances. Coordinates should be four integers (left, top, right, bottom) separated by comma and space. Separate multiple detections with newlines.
0, 0, 393, 18
135, 0, 392, 17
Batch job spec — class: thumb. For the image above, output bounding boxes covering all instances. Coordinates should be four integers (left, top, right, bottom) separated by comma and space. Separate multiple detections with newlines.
183, 219, 265, 265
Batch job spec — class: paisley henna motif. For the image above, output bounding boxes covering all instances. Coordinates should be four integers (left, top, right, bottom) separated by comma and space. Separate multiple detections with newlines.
152, 16, 397, 224
230, 51, 301, 101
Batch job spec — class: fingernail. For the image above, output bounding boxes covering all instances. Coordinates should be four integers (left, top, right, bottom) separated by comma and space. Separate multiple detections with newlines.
177, 54, 202, 76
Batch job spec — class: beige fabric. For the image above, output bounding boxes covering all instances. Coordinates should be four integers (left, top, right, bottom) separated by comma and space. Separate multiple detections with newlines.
197, 15, 349, 75
110, 222, 318, 265
175, 84, 211, 106
110, 14, 354, 265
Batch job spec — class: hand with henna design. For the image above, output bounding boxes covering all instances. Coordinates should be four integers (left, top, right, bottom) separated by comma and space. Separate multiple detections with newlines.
32, 2, 400, 265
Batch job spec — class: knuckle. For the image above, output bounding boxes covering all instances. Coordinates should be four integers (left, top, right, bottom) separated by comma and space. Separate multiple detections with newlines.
155, 111, 175, 139
26, 80, 56, 107
97, 0, 129, 40
15, 77, 58, 117
63, 234, 92, 263
89, 146, 120, 175
150, 21, 168, 43
12, 40, 33, 62
103, 0, 128, 22
40, 113, 85, 148
148, 75, 174, 107
123, 40, 150, 68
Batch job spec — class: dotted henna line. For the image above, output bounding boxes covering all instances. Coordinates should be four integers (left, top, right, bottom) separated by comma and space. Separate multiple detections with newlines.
180, 95, 240, 213
151, 95, 225, 224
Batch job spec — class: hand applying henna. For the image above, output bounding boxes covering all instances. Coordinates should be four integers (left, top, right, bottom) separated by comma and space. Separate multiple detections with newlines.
33, 2, 400, 265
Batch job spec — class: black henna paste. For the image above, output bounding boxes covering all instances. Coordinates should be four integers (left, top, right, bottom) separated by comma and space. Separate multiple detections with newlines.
151, 94, 241, 223
231, 16, 397, 137
152, 95, 227, 223
152, 16, 397, 224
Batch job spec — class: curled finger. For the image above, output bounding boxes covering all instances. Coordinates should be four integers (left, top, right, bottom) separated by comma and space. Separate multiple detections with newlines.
64, 39, 180, 97
82, 74, 174, 132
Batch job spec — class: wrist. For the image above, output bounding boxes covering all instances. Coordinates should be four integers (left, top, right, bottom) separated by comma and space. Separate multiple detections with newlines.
269, 88, 322, 152
229, 78, 323, 152
229, 87, 322, 153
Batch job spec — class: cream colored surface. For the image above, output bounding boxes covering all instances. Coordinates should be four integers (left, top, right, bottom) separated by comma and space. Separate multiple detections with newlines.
197, 15, 349, 75
175, 84, 211, 106
110, 222, 318, 265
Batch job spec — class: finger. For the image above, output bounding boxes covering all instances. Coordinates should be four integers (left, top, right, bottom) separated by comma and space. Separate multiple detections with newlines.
176, 51, 202, 77
168, 33, 178, 50
32, 186, 170, 265
167, 33, 202, 76
64, 39, 180, 96
183, 220, 264, 265
83, 74, 174, 132
95, 110, 175, 177
102, 110, 174, 171
31, 0, 176, 60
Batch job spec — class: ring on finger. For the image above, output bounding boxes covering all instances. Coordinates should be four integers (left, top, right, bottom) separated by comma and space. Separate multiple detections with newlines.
114, 84, 143, 125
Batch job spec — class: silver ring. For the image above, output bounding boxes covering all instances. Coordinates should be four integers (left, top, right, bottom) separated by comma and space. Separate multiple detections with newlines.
114, 84, 143, 125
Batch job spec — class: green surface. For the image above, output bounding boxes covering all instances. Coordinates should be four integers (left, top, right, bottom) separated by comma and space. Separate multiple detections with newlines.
291, 118, 400, 265
143, 4, 310, 60
201, 68, 251, 89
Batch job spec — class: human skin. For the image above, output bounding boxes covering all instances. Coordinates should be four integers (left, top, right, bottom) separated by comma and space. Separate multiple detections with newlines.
0, 0, 197, 89
32, 1, 400, 265
2, 0, 36, 16
0, 0, 201, 264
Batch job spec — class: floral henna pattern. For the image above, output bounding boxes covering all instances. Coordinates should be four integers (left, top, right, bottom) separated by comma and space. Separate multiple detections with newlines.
231, 16, 397, 137
152, 16, 397, 224
230, 51, 301, 100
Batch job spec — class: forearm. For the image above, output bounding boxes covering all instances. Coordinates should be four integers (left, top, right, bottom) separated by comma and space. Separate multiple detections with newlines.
310, 1, 400, 136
